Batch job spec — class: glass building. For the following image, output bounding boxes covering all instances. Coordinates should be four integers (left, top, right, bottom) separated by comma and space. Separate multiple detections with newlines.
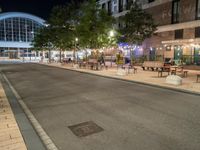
0, 12, 45, 59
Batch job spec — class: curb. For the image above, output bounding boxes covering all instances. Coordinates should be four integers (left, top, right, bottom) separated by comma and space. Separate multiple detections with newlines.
2, 73, 59, 150
0, 81, 27, 150
40, 63, 200, 96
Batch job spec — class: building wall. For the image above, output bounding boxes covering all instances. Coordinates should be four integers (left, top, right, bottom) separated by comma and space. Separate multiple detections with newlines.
98, 0, 200, 63
142, 0, 200, 63
145, 1, 172, 26
180, 0, 196, 23
145, 0, 197, 26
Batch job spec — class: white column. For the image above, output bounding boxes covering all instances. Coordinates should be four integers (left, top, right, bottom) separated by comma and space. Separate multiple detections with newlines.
17, 48, 20, 59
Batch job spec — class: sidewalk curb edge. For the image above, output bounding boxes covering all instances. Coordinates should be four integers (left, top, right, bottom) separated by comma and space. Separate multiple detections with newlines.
2, 73, 59, 150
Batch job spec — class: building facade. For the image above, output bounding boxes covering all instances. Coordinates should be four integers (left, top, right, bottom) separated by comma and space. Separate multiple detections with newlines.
0, 12, 45, 61
144, 0, 200, 65
98, 0, 200, 65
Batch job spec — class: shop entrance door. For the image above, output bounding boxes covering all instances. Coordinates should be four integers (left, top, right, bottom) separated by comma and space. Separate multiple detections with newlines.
174, 46, 183, 60
194, 48, 200, 65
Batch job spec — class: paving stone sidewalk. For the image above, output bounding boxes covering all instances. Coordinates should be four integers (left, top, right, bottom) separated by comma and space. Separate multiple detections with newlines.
43, 62, 200, 94
0, 82, 27, 150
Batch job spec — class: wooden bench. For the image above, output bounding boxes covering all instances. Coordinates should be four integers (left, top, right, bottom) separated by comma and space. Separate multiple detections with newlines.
88, 59, 99, 70
197, 74, 200, 82
78, 61, 87, 68
142, 61, 164, 71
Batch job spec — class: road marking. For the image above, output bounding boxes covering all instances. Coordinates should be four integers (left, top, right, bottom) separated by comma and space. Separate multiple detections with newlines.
2, 73, 58, 150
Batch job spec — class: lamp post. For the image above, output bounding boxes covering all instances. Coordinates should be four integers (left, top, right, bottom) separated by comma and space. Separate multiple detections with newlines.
74, 37, 78, 63
109, 30, 115, 67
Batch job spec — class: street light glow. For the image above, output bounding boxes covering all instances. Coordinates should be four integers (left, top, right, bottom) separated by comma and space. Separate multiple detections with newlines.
75, 38, 78, 42
109, 30, 114, 37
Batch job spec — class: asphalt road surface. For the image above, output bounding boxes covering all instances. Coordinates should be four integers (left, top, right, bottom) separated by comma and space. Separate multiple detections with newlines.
1, 63, 200, 150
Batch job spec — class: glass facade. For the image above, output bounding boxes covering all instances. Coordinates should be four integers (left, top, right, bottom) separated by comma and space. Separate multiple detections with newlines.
0, 17, 42, 42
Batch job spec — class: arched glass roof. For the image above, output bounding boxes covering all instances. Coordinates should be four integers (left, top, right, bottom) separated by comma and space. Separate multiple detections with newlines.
0, 12, 45, 25
0, 12, 45, 44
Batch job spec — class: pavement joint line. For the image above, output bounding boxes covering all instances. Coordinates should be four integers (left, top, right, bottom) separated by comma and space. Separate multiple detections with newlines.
41, 63, 200, 96
2, 73, 59, 150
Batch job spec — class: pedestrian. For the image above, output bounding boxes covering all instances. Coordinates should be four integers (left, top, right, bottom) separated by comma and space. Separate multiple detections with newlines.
100, 52, 105, 66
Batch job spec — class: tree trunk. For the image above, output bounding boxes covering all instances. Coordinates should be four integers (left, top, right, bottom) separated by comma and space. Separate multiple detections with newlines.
85, 49, 88, 62
49, 49, 51, 63
41, 50, 44, 63
73, 48, 76, 64
59, 49, 62, 63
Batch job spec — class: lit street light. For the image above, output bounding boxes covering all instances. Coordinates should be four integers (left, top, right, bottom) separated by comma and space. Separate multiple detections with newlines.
109, 30, 114, 37
108, 30, 115, 67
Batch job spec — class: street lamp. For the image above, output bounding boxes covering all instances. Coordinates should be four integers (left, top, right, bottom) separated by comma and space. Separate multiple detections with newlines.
74, 37, 79, 63
109, 30, 114, 38
108, 30, 115, 67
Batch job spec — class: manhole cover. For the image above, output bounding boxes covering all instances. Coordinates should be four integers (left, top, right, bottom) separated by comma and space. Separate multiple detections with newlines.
68, 121, 103, 137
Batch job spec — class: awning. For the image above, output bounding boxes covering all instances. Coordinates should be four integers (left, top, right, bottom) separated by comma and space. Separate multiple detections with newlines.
162, 38, 200, 45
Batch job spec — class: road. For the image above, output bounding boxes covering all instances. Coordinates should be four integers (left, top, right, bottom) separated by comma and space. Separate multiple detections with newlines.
1, 63, 200, 150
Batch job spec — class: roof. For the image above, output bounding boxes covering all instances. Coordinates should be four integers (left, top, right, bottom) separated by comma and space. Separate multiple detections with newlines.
0, 12, 45, 25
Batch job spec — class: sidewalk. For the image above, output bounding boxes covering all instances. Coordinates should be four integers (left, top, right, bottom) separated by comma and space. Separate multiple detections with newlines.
0, 82, 27, 150
43, 62, 200, 94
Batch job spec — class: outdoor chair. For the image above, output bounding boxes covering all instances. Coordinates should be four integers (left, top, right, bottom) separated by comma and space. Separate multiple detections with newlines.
122, 64, 137, 74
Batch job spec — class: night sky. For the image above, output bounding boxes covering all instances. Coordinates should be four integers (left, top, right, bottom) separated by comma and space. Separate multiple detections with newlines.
0, 0, 72, 19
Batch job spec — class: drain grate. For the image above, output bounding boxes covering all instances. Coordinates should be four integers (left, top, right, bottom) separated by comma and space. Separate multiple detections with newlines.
68, 121, 103, 137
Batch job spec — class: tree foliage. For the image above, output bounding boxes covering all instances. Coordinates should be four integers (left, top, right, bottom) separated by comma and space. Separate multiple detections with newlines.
32, 0, 118, 61
32, 27, 53, 51
120, 2, 157, 45
76, 0, 117, 49
32, 2, 80, 62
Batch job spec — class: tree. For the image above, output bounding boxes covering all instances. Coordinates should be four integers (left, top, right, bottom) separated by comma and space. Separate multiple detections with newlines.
120, 2, 157, 45
77, 0, 118, 51
32, 27, 54, 63
47, 3, 79, 62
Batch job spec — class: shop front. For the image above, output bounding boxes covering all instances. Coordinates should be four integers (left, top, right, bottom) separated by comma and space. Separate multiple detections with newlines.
194, 47, 200, 65
162, 39, 200, 65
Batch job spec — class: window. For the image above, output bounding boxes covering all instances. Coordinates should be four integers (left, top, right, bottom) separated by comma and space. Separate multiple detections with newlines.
102, 3, 106, 10
175, 29, 183, 39
172, 0, 180, 24
107, 1, 112, 15
196, 0, 200, 19
0, 17, 42, 42
126, 0, 132, 10
118, 0, 123, 12
195, 27, 200, 38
